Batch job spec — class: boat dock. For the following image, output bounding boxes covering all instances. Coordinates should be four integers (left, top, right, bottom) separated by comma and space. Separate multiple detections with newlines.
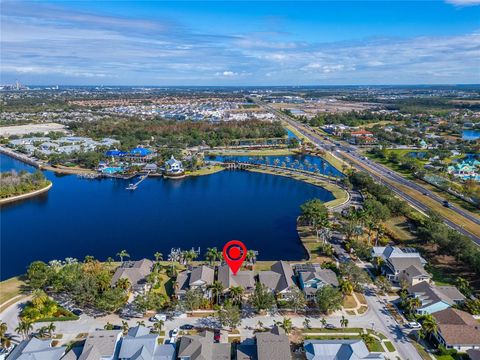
126, 171, 150, 190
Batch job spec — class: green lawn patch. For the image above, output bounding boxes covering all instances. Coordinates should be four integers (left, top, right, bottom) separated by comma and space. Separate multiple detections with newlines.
384, 341, 396, 352
303, 328, 363, 334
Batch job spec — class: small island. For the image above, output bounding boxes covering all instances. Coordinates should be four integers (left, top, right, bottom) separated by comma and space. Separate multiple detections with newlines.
0, 170, 52, 204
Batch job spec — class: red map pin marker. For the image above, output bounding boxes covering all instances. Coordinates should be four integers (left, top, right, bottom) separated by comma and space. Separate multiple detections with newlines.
223, 240, 247, 276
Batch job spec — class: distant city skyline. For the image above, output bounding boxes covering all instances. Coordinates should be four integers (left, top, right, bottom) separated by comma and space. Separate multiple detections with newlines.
1, 0, 480, 85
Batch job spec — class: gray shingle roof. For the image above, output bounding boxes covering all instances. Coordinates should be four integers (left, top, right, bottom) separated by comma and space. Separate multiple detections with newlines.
433, 308, 480, 346
299, 269, 339, 288
408, 282, 465, 309
189, 266, 214, 286
258, 261, 295, 293
217, 264, 255, 290
256, 326, 292, 360
177, 331, 230, 360
78, 330, 122, 360
111, 259, 153, 287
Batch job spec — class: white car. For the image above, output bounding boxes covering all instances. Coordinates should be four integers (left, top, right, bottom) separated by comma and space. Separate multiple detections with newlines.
407, 321, 422, 329
149, 314, 167, 322
170, 328, 179, 343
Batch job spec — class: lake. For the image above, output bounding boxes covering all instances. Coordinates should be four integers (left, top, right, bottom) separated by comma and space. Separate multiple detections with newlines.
0, 154, 334, 280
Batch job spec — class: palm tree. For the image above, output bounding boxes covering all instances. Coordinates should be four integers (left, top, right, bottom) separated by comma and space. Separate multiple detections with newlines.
303, 318, 311, 329
421, 315, 438, 337
277, 317, 293, 334
154, 252, 163, 263
116, 277, 131, 291
37, 326, 49, 339
136, 320, 146, 327
84, 255, 95, 263
340, 315, 349, 328
405, 297, 422, 315
205, 247, 220, 265
246, 250, 257, 265
121, 321, 129, 335
152, 320, 164, 334
15, 321, 33, 340
116, 250, 130, 263
208, 281, 224, 305
229, 286, 244, 305
256, 320, 264, 330
320, 317, 327, 329
182, 250, 198, 265
340, 280, 353, 296
104, 322, 114, 330
47, 322, 56, 337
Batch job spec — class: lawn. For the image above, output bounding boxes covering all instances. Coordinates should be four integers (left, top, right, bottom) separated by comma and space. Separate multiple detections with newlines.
384, 341, 396, 352
303, 328, 363, 334
185, 166, 224, 177
384, 216, 417, 243
0, 276, 28, 311
342, 295, 357, 309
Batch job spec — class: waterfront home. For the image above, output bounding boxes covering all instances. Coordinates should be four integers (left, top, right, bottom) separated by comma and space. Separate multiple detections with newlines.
118, 326, 175, 360
175, 265, 215, 300
7, 338, 66, 360
177, 331, 230, 360
237, 325, 292, 360
111, 259, 154, 293
258, 261, 296, 297
297, 266, 339, 300
371, 246, 427, 284
217, 264, 255, 295
66, 330, 122, 360
407, 282, 465, 315
164, 156, 185, 177
432, 308, 480, 352
304, 339, 384, 360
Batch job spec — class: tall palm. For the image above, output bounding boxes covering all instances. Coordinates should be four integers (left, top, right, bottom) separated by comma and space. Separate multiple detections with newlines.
153, 320, 164, 334
320, 318, 327, 329
205, 247, 219, 266
340, 280, 353, 296
421, 315, 438, 337
208, 281, 224, 305
277, 317, 293, 334
136, 320, 146, 327
37, 326, 49, 339
229, 286, 244, 305
15, 321, 33, 340
154, 252, 163, 263
246, 250, 257, 265
47, 322, 56, 337
303, 318, 311, 329
121, 321, 129, 335
340, 315, 349, 328
116, 250, 130, 263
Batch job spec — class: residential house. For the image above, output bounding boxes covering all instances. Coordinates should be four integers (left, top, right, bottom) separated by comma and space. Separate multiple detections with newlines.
237, 325, 292, 360
175, 266, 215, 299
7, 338, 66, 360
258, 261, 296, 297
164, 156, 184, 177
372, 246, 428, 284
398, 265, 431, 287
177, 331, 230, 360
296, 264, 339, 300
118, 326, 175, 360
432, 308, 480, 352
349, 130, 377, 145
304, 339, 384, 360
407, 282, 465, 315
76, 330, 122, 360
217, 264, 255, 295
111, 259, 154, 293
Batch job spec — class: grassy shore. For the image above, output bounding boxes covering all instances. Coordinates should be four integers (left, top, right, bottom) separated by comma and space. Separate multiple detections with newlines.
0, 277, 28, 312
42, 164, 96, 175
206, 148, 298, 157
185, 165, 224, 177
246, 166, 349, 209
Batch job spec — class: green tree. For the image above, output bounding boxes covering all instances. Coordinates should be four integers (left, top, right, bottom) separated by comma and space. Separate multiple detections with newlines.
340, 315, 349, 328
421, 315, 438, 337
276, 317, 293, 334
315, 285, 342, 314
229, 286, 244, 306
116, 250, 130, 263
27, 261, 52, 289
154, 252, 163, 263
15, 321, 33, 340
303, 318, 311, 329
455, 277, 472, 297
218, 301, 241, 330
251, 282, 275, 313
205, 247, 220, 265
182, 288, 204, 311
115, 277, 131, 291
374, 276, 392, 295
284, 286, 306, 314
208, 281, 224, 305
340, 280, 353, 296
300, 199, 330, 242
152, 320, 164, 334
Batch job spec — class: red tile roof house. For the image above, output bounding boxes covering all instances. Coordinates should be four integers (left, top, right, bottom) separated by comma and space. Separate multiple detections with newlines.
432, 308, 480, 352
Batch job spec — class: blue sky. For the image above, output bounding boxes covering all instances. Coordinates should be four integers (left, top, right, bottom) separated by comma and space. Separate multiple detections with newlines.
1, 1, 479, 85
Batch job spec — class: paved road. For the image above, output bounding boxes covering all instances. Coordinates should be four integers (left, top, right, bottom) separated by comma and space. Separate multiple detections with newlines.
255, 99, 480, 246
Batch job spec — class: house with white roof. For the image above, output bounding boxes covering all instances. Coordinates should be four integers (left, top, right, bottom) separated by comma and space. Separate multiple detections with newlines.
304, 339, 384, 360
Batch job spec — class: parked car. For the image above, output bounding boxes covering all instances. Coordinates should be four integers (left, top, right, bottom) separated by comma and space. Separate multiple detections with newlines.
407, 321, 422, 329
180, 324, 194, 330
170, 328, 179, 342
214, 330, 221, 343
325, 324, 336, 330
72, 309, 83, 316
149, 314, 167, 322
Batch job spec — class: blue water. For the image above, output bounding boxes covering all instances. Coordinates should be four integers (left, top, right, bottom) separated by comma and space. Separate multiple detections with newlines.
462, 130, 480, 141
0, 154, 334, 279
207, 154, 343, 178
286, 128, 299, 139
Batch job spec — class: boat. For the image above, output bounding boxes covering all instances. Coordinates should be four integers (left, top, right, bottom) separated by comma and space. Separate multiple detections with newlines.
126, 183, 137, 190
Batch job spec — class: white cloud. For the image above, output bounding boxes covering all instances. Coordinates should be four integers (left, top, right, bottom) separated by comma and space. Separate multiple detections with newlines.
445, 0, 480, 6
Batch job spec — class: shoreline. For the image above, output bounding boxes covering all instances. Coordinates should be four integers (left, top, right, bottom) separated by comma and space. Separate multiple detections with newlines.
0, 181, 52, 205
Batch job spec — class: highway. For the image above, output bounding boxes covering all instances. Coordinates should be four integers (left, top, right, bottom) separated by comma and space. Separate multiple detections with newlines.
255, 99, 480, 246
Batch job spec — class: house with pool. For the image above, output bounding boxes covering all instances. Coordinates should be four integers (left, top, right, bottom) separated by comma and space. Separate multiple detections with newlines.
164, 155, 185, 177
